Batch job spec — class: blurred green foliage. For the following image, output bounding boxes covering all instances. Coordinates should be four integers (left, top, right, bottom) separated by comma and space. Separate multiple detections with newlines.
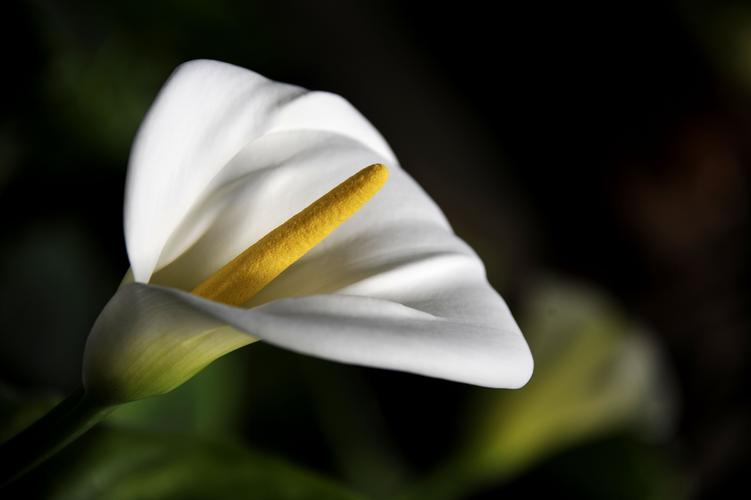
0, 221, 115, 389
4, 0, 725, 498
467, 280, 674, 479
105, 348, 251, 438
7, 425, 363, 500
400, 279, 681, 500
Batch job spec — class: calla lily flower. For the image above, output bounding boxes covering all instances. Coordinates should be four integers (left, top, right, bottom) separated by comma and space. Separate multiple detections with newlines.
82, 60, 533, 404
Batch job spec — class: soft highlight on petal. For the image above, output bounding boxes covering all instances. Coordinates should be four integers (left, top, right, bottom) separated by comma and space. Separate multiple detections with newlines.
125, 60, 395, 282
125, 60, 301, 282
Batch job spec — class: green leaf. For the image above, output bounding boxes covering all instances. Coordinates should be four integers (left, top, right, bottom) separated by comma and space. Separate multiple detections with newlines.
8, 425, 363, 500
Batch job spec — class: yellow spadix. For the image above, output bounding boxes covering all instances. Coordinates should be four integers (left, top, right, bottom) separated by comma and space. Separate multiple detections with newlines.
192, 163, 389, 306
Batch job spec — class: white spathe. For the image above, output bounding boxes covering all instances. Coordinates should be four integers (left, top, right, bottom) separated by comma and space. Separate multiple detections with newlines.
83, 60, 532, 402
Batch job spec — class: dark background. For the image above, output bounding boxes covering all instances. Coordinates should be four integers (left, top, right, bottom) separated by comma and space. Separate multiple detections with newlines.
1, 1, 748, 498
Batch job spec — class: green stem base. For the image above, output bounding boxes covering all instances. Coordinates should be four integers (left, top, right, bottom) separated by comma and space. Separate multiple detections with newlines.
0, 387, 111, 487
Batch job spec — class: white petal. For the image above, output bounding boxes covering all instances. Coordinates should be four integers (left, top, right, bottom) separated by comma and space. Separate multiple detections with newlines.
136, 125, 533, 389
84, 283, 532, 391
126, 60, 393, 282
121, 62, 533, 389
247, 294, 533, 389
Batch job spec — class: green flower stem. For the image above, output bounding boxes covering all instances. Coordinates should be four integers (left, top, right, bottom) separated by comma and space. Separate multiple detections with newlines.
0, 386, 113, 487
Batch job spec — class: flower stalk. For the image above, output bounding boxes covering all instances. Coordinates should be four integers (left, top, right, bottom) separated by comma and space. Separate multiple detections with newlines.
0, 387, 112, 486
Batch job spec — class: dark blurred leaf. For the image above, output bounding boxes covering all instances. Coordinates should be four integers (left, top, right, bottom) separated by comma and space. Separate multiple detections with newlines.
0, 221, 115, 390
493, 434, 685, 500
402, 279, 678, 500
0, 383, 60, 442
7, 424, 363, 500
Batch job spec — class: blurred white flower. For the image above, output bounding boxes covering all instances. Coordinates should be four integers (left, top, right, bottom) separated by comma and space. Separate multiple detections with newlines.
82, 60, 532, 404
